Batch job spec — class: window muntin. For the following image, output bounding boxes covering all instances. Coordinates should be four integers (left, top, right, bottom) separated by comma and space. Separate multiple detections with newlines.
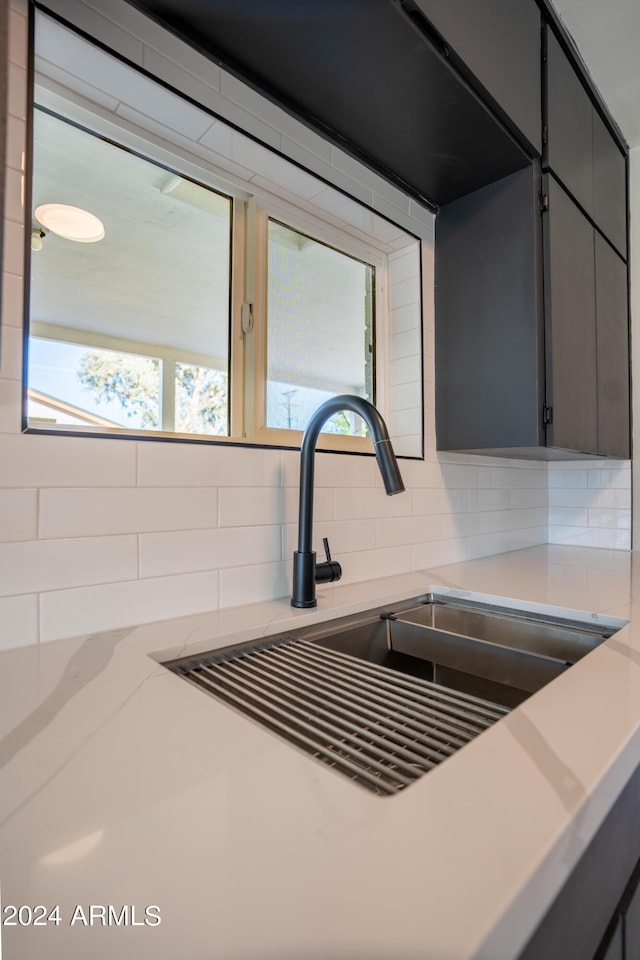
27, 109, 232, 436
265, 220, 375, 437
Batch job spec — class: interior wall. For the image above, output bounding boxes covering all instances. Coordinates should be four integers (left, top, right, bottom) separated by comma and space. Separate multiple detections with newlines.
2, 0, 628, 650
632, 147, 640, 551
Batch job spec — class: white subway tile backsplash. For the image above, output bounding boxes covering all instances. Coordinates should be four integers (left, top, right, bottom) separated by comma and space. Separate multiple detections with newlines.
412, 538, 468, 569
376, 514, 442, 548
0, 435, 137, 487
311, 188, 375, 233
0, 324, 23, 380
39, 487, 218, 539
218, 486, 284, 528
6, 116, 25, 172
388, 245, 420, 279
280, 132, 332, 168
467, 528, 547, 561
468, 488, 511, 511
0, 490, 37, 542
283, 518, 376, 559
547, 462, 631, 549
549, 487, 631, 509
412, 488, 469, 516
0, 535, 138, 597
588, 508, 631, 530
138, 442, 280, 487
115, 101, 213, 149
441, 513, 480, 539
548, 506, 589, 527
0, 378, 22, 433
371, 215, 409, 247
390, 330, 421, 361
300, 451, 377, 490
335, 545, 412, 585
587, 468, 631, 489
0, 595, 38, 649
36, 57, 122, 112
334, 487, 412, 522
4, 167, 23, 225
140, 525, 282, 578
8, 10, 28, 67
82, 0, 198, 70
220, 561, 288, 609
1, 273, 24, 327
389, 406, 422, 439
548, 469, 589, 488
509, 487, 547, 509
284, 487, 333, 525
143, 46, 221, 110
390, 355, 421, 387
37, 4, 144, 68
548, 526, 631, 549
440, 464, 481, 489
3, 220, 25, 275
389, 277, 420, 311
389, 381, 421, 413
389, 303, 421, 335
250, 159, 325, 202
39, 571, 219, 643
490, 466, 546, 489
392, 435, 423, 457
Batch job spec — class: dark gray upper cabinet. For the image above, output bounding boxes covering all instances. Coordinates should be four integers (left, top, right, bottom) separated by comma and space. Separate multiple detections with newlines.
545, 26, 627, 259
595, 233, 630, 458
409, 0, 541, 155
126, 0, 530, 206
543, 176, 598, 454
435, 168, 630, 460
545, 29, 594, 217
435, 166, 544, 456
593, 110, 628, 259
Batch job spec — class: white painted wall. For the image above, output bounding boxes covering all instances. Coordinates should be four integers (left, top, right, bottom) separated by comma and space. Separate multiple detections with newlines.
0, 0, 630, 651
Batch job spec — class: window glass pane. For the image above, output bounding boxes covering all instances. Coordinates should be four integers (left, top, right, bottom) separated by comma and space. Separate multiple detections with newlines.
28, 338, 160, 428
175, 362, 228, 436
266, 220, 375, 435
28, 109, 232, 435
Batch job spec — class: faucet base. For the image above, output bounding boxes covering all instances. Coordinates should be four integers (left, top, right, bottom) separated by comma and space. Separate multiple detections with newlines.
291, 551, 318, 608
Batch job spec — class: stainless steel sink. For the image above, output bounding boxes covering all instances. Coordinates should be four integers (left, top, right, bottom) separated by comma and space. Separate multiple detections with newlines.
164, 593, 623, 795
311, 594, 619, 708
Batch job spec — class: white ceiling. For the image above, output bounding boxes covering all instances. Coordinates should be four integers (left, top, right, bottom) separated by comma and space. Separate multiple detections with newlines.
551, 0, 640, 148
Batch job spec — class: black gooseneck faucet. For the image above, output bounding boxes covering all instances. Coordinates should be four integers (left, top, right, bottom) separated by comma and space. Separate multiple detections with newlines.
291, 395, 406, 608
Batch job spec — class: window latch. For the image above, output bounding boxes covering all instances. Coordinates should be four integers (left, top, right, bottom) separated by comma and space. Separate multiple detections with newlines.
241, 302, 254, 334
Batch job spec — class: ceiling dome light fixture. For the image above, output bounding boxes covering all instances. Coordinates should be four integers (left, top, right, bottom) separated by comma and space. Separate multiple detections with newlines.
34, 204, 105, 243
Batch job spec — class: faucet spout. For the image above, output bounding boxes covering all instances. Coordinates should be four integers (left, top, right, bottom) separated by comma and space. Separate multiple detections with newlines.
291, 395, 405, 608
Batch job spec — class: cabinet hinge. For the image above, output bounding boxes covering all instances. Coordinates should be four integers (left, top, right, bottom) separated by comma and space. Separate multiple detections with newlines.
539, 192, 550, 214
543, 405, 553, 426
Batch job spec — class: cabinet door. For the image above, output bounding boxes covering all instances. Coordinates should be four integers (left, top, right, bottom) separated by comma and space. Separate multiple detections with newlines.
599, 918, 624, 960
593, 111, 628, 259
624, 869, 640, 959
596, 235, 630, 459
545, 29, 594, 218
411, 0, 541, 154
544, 177, 598, 454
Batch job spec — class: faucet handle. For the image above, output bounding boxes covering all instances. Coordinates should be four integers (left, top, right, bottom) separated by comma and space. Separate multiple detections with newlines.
315, 537, 342, 585
322, 537, 333, 563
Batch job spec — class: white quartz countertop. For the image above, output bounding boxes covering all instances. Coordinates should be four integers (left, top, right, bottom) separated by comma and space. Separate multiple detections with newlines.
1, 544, 639, 960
